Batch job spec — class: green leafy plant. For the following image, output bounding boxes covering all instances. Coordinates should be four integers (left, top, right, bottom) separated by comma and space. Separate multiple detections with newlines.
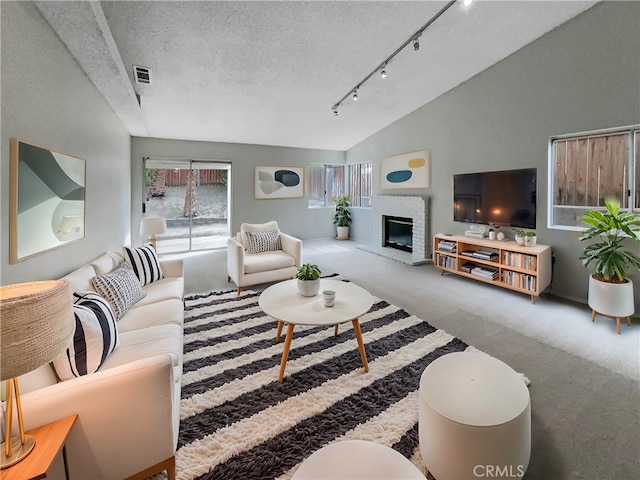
579, 197, 640, 283
524, 231, 537, 237
333, 196, 352, 227
296, 263, 321, 281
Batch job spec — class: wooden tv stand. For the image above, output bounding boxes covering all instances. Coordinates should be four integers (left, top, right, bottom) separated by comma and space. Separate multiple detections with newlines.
433, 234, 552, 304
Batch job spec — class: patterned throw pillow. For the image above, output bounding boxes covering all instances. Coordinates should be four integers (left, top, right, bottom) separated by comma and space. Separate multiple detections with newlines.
91, 262, 146, 320
245, 230, 282, 254
123, 244, 163, 286
52, 292, 119, 381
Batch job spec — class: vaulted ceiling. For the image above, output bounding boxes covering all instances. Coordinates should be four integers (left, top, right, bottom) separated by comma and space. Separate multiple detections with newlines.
35, 1, 597, 150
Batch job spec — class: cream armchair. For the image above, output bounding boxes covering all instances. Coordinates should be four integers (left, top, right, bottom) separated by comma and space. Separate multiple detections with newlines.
227, 221, 302, 294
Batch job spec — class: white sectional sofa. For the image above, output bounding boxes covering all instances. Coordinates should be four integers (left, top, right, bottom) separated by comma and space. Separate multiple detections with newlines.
16, 250, 184, 480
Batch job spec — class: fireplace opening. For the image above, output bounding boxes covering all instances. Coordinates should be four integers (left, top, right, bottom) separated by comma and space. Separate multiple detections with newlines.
384, 216, 413, 252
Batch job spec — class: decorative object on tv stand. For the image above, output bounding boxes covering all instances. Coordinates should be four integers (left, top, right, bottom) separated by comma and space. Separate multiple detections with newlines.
488, 228, 496, 240
523, 231, 537, 247
464, 224, 485, 239
333, 196, 352, 240
579, 197, 640, 334
295, 263, 322, 297
140, 217, 166, 250
515, 230, 526, 246
496, 231, 505, 241
0, 280, 74, 468
9, 138, 86, 264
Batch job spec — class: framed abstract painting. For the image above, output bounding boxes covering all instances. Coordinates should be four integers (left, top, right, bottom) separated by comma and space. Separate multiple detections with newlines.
254, 166, 304, 199
380, 150, 430, 189
9, 138, 86, 263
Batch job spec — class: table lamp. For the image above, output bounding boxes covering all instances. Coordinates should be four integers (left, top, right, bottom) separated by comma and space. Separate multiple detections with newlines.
1, 280, 74, 469
140, 217, 167, 250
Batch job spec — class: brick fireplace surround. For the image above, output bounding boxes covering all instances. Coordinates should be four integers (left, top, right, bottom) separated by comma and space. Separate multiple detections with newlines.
357, 195, 431, 265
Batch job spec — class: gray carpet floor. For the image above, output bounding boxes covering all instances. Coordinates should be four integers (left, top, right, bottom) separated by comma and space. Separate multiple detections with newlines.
169, 238, 640, 480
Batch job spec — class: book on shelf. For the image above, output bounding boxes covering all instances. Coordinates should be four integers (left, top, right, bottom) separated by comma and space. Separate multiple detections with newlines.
437, 240, 457, 252
471, 266, 499, 280
472, 249, 498, 260
460, 261, 477, 273
460, 250, 476, 257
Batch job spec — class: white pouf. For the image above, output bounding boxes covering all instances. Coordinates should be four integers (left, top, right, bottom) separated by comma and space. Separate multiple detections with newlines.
292, 440, 426, 479
419, 352, 531, 480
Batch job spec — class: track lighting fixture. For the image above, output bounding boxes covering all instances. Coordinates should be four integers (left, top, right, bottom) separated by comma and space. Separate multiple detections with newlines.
330, 0, 457, 116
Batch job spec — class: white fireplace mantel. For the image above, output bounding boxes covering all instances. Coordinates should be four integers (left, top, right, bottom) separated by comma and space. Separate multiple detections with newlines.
357, 195, 431, 265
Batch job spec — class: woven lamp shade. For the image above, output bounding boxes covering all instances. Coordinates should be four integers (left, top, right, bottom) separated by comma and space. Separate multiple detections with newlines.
1, 280, 75, 381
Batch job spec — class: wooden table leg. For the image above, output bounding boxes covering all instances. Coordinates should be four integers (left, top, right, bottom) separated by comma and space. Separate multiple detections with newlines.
591, 310, 597, 323
352, 318, 369, 373
334, 324, 339, 336
278, 324, 295, 382
276, 321, 284, 342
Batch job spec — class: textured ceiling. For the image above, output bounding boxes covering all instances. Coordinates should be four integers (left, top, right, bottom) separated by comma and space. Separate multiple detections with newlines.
35, 1, 597, 151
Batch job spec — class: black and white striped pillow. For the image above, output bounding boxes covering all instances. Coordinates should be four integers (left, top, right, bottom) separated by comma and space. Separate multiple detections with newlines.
123, 244, 163, 286
52, 292, 119, 381
245, 230, 281, 254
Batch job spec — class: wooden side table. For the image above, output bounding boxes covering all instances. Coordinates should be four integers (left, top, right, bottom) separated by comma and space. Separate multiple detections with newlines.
2, 414, 78, 480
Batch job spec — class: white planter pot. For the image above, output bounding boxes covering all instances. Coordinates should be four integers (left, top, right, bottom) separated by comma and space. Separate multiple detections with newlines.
515, 235, 525, 246
588, 275, 635, 317
336, 226, 349, 240
298, 279, 320, 297
524, 236, 537, 247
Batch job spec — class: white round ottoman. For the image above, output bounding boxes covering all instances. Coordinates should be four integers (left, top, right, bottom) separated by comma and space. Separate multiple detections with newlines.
419, 352, 530, 480
292, 440, 426, 479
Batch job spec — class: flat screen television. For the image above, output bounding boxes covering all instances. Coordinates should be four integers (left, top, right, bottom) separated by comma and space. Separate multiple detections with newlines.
453, 168, 537, 229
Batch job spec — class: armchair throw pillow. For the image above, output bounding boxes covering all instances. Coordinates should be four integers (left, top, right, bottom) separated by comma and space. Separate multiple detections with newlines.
245, 229, 282, 254
52, 292, 119, 381
92, 262, 146, 320
123, 244, 163, 286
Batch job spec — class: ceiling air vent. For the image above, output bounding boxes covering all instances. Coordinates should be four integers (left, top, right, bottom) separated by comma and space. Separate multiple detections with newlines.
133, 65, 152, 85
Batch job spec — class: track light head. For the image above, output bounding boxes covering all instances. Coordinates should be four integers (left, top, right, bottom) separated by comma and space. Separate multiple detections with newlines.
332, 105, 339, 116
380, 64, 387, 79
413, 36, 420, 51
352, 89, 358, 101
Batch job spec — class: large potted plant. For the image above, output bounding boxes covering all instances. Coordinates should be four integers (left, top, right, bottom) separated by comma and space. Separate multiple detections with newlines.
579, 197, 640, 332
333, 196, 352, 240
296, 263, 322, 297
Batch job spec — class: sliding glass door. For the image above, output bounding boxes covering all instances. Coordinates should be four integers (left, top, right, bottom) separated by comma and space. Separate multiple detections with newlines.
143, 158, 230, 254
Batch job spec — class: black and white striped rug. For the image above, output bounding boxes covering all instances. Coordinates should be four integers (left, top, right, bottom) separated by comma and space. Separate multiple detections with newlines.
175, 283, 476, 480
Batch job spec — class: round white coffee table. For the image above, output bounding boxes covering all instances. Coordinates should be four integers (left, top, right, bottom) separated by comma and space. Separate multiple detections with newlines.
259, 279, 373, 382
292, 440, 426, 479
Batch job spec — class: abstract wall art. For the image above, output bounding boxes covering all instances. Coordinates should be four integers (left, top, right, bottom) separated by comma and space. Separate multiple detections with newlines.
380, 150, 431, 190
254, 166, 304, 199
10, 138, 86, 263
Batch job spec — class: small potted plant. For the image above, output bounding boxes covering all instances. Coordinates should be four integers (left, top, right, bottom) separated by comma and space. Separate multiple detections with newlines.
523, 231, 537, 247
295, 263, 322, 296
515, 230, 526, 246
579, 197, 640, 331
333, 196, 352, 240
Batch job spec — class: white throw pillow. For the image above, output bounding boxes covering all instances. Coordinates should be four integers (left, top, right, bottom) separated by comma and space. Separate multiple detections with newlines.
123, 244, 163, 286
52, 292, 119, 381
92, 262, 146, 320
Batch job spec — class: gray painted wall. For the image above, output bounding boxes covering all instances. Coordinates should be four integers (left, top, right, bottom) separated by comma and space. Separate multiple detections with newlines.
347, 1, 640, 308
130, 137, 345, 244
1, 2, 131, 285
